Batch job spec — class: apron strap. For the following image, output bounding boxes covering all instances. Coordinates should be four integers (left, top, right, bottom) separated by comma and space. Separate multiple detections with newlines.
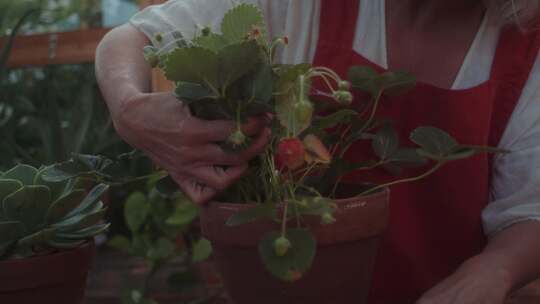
489, 25, 540, 148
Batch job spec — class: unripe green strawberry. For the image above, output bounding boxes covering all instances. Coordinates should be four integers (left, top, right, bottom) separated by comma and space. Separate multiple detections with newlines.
338, 80, 351, 91
294, 100, 314, 125
333, 90, 353, 104
154, 33, 163, 43
201, 26, 211, 36
228, 129, 246, 147
274, 236, 291, 257
321, 212, 336, 225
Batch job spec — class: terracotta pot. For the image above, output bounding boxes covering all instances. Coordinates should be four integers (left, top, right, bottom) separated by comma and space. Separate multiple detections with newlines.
0, 241, 95, 304
200, 187, 390, 304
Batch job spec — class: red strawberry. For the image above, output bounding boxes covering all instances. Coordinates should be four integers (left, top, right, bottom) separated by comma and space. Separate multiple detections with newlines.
276, 138, 305, 171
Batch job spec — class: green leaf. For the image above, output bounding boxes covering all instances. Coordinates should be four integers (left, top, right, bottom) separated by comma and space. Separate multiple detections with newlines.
410, 127, 458, 160
164, 46, 220, 89
167, 270, 200, 293
244, 63, 274, 105
218, 40, 261, 88
193, 33, 228, 52
147, 237, 176, 261
313, 109, 358, 130
221, 3, 266, 43
108, 235, 131, 252
372, 125, 399, 160
0, 221, 25, 245
46, 190, 87, 223
226, 204, 275, 227
175, 81, 217, 102
348, 66, 380, 96
2, 164, 38, 186
164, 40, 260, 91
443, 147, 477, 161
192, 238, 212, 262
379, 71, 416, 96
18, 227, 57, 246
3, 186, 51, 232
124, 192, 150, 233
258, 229, 316, 282
166, 199, 199, 226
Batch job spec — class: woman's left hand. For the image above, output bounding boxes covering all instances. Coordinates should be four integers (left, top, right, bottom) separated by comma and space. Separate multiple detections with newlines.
417, 254, 513, 304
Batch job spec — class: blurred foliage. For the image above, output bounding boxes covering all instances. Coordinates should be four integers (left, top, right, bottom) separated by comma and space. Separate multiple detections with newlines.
0, 0, 140, 34
0, 64, 135, 169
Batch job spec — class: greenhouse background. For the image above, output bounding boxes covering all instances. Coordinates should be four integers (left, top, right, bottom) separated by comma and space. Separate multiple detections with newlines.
2, 1, 540, 304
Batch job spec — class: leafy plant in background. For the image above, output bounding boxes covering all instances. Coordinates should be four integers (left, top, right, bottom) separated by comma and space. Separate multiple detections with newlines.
108, 178, 213, 304
146, 4, 505, 282
0, 163, 109, 259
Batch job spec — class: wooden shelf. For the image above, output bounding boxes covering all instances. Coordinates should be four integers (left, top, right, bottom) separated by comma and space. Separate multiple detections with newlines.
2, 27, 111, 68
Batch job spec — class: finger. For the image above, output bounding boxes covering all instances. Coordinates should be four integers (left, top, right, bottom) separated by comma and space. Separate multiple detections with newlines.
188, 164, 248, 190
186, 118, 236, 142
241, 116, 268, 137
173, 174, 218, 205
237, 127, 272, 161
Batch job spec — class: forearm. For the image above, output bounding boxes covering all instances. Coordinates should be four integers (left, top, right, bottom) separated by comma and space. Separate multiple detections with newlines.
95, 23, 152, 118
478, 220, 540, 293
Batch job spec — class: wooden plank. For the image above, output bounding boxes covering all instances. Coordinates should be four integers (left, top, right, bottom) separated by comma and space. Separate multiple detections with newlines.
2, 27, 111, 68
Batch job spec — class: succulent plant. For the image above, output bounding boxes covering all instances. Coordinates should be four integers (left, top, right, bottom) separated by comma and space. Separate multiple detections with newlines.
0, 164, 109, 259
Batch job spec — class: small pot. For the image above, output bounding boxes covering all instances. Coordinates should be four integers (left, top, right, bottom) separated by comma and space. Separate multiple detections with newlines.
0, 241, 95, 304
200, 186, 390, 304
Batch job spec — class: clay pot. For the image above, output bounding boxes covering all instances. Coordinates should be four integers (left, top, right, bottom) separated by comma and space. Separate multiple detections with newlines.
200, 187, 390, 304
0, 241, 95, 304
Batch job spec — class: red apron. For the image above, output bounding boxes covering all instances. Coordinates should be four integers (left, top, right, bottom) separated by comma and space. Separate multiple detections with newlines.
312, 1, 540, 303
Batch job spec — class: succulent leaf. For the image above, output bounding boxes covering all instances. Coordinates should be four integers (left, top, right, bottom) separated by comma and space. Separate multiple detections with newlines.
56, 223, 110, 239
33, 167, 68, 201
0, 221, 25, 246
47, 238, 86, 249
18, 227, 57, 247
64, 184, 109, 219
3, 186, 51, 232
53, 207, 107, 233
46, 189, 87, 223
2, 165, 38, 186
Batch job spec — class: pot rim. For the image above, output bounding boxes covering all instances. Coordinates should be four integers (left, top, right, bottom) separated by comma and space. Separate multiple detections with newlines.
208, 186, 390, 209
0, 240, 95, 292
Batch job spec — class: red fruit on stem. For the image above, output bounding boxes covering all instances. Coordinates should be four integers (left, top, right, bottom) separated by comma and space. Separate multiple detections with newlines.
276, 138, 305, 171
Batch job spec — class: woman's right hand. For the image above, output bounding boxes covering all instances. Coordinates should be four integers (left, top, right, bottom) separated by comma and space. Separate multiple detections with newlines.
113, 92, 271, 204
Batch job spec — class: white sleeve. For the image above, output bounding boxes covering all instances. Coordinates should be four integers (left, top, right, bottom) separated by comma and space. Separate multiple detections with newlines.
483, 52, 540, 237
129, 0, 290, 51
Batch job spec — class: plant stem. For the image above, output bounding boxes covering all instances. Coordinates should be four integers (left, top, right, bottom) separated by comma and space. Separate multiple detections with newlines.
281, 199, 289, 237
338, 90, 383, 158
357, 161, 445, 197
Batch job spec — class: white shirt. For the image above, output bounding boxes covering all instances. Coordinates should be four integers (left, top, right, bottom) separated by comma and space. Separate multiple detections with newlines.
130, 0, 540, 237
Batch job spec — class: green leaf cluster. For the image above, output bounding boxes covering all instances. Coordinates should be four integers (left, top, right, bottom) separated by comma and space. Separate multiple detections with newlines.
108, 180, 211, 270
0, 164, 109, 259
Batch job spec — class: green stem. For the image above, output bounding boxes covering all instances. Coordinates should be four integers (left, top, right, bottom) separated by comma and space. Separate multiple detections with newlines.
358, 162, 445, 197
338, 90, 383, 158
281, 199, 289, 237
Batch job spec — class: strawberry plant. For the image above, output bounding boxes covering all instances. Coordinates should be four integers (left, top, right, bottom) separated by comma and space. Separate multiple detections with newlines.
146, 4, 504, 282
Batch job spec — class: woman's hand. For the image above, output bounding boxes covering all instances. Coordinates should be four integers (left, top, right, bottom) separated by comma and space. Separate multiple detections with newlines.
417, 253, 512, 304
113, 92, 271, 204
